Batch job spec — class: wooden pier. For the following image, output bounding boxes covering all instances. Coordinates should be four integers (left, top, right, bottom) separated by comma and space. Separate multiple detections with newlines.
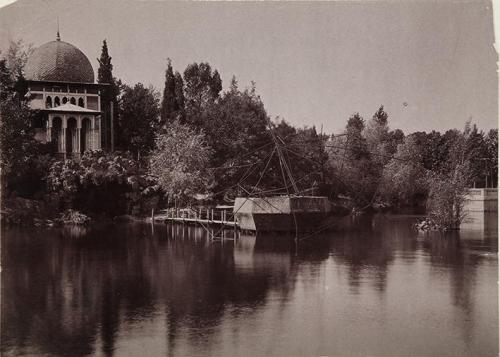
150, 207, 239, 229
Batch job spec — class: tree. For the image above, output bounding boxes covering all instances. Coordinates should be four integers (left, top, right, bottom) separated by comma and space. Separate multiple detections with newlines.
386, 128, 405, 157
345, 113, 369, 160
0, 58, 14, 99
463, 122, 490, 187
0, 40, 32, 98
149, 121, 213, 204
97, 39, 120, 150
290, 126, 329, 192
3, 39, 33, 84
426, 123, 474, 229
326, 113, 378, 207
268, 120, 329, 195
364, 105, 390, 167
183, 62, 222, 126
411, 130, 447, 172
485, 129, 498, 187
380, 135, 427, 206
160, 59, 176, 127
426, 162, 471, 230
160, 60, 185, 127
0, 66, 52, 197
118, 83, 160, 158
0, 50, 56, 198
174, 72, 186, 122
198, 79, 270, 196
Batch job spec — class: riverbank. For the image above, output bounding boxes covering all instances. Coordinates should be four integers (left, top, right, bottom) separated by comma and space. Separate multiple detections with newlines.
0, 197, 151, 227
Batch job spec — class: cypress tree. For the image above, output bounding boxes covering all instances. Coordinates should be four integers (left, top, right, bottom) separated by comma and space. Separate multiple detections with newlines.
97, 39, 119, 150
97, 40, 113, 84
160, 59, 177, 127
174, 71, 185, 123
372, 105, 388, 126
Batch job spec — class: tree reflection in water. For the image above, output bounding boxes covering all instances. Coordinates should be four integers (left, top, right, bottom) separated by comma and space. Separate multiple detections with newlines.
1, 214, 497, 357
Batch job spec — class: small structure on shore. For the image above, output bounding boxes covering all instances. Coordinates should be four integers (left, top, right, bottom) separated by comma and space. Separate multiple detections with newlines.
463, 188, 498, 213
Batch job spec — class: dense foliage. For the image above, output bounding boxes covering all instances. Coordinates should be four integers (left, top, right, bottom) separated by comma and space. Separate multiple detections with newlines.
47, 151, 161, 216
0, 38, 497, 228
0, 48, 53, 198
380, 135, 427, 206
183, 62, 222, 127
118, 83, 160, 158
149, 121, 213, 205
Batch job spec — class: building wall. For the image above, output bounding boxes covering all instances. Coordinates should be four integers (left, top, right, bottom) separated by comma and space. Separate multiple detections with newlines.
464, 188, 498, 212
28, 82, 100, 111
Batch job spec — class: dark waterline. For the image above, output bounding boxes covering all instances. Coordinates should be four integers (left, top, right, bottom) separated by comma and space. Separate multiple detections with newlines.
1, 214, 498, 356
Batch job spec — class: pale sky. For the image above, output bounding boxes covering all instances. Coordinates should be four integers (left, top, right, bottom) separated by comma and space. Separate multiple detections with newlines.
0, 0, 497, 134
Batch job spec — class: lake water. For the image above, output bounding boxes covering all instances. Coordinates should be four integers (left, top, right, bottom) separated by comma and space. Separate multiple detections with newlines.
1, 214, 498, 356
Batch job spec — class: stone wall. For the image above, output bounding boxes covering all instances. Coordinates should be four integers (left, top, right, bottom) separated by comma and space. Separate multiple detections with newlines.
464, 188, 498, 212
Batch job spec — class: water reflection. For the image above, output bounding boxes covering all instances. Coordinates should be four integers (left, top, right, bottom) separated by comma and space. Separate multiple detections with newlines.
1, 214, 497, 357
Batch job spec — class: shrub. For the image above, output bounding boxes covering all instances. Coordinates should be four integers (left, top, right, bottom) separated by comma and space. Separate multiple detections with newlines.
46, 151, 162, 216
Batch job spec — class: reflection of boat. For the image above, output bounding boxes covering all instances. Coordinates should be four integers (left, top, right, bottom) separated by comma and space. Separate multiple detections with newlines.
234, 196, 331, 232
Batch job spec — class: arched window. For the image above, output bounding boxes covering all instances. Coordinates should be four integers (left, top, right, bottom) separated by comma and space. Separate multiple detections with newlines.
45, 96, 52, 108
62, 97, 68, 104
78, 98, 85, 107
70, 97, 76, 105
54, 97, 60, 107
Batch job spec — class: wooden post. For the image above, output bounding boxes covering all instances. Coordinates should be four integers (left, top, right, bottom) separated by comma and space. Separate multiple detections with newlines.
110, 101, 114, 152
234, 213, 237, 237
151, 208, 154, 224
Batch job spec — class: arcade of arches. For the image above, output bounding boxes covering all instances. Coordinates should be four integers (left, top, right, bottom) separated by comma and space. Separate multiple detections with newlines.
48, 114, 100, 158
45, 96, 86, 109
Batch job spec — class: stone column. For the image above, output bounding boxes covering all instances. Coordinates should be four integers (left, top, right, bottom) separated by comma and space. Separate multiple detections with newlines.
90, 116, 95, 150
46, 116, 53, 143
76, 115, 82, 157
95, 116, 101, 150
62, 115, 67, 159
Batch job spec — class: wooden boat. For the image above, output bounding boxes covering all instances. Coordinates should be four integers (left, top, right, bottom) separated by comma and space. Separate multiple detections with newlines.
234, 195, 331, 232
232, 117, 331, 233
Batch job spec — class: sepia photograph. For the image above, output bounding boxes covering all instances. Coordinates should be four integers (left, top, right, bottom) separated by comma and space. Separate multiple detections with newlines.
0, 0, 498, 356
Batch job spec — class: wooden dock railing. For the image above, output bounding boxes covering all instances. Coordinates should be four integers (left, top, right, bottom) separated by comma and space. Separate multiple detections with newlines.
151, 207, 239, 229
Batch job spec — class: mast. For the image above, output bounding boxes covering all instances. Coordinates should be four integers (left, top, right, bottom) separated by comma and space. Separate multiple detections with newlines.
266, 118, 299, 195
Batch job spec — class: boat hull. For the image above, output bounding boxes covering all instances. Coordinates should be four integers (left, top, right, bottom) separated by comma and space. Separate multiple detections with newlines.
234, 196, 331, 232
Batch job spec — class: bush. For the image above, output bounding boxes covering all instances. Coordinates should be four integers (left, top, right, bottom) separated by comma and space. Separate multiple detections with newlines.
60, 209, 91, 225
426, 163, 470, 230
46, 151, 162, 216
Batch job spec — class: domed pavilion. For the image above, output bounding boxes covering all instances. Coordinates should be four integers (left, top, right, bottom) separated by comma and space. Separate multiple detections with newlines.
26, 32, 107, 158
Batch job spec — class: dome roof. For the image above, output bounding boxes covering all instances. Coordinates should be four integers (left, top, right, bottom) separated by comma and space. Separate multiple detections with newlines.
25, 39, 94, 83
